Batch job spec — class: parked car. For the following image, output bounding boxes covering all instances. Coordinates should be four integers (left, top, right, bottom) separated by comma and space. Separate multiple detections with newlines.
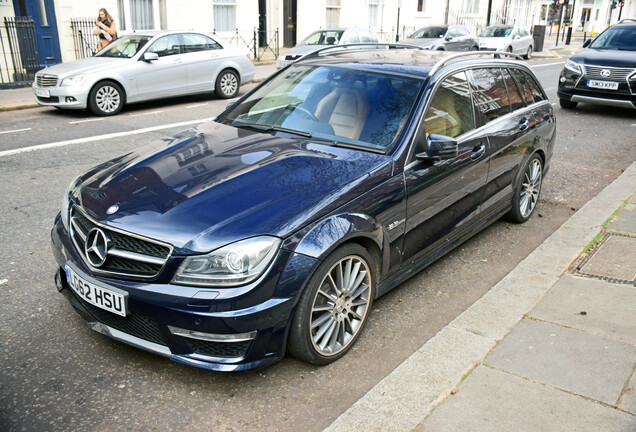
558, 19, 636, 110
33, 31, 255, 116
479, 25, 534, 59
402, 25, 479, 51
51, 46, 555, 372
276, 28, 379, 68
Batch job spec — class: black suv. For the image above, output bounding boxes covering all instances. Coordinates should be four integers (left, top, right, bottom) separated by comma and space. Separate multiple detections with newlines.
558, 19, 636, 110
51, 46, 556, 371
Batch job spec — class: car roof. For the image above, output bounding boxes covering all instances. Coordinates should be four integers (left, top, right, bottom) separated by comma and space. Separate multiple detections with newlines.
295, 47, 526, 79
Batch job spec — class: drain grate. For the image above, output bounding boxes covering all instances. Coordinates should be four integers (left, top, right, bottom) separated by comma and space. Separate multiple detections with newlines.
569, 231, 636, 286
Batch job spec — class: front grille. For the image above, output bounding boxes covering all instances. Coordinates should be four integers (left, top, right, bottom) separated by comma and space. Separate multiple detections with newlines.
36, 96, 60, 103
186, 339, 251, 358
583, 65, 635, 81
37, 74, 58, 87
69, 206, 172, 278
68, 290, 167, 346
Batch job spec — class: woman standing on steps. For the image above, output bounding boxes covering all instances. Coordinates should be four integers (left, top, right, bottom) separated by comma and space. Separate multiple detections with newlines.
93, 8, 117, 51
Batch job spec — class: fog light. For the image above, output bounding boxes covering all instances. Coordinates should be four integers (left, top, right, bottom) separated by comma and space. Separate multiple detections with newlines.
559, 77, 566, 83
168, 326, 256, 343
66, 96, 76, 102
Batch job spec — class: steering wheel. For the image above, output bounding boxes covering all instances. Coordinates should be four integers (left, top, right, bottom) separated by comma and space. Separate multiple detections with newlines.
291, 106, 319, 122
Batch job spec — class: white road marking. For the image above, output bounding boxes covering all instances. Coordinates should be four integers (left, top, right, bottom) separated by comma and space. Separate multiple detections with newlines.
0, 118, 212, 159
0, 128, 32, 135
531, 61, 565, 68
69, 118, 104, 125
129, 110, 165, 117
186, 103, 208, 109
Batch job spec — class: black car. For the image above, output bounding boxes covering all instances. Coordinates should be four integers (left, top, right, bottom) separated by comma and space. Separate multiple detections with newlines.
558, 19, 636, 110
51, 47, 555, 371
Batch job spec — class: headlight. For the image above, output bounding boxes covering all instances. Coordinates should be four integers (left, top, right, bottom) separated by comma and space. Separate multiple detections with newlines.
61, 175, 81, 230
565, 59, 583, 75
61, 75, 86, 87
173, 236, 281, 287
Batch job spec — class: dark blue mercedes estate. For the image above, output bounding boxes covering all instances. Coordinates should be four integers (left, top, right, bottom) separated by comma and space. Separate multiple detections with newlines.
51, 46, 556, 372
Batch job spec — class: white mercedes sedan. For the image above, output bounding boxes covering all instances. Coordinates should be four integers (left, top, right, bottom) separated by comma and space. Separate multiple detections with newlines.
33, 31, 255, 116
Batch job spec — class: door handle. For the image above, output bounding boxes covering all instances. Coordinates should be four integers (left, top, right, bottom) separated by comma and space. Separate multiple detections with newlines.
471, 144, 486, 160
519, 118, 529, 131
173, 58, 182, 64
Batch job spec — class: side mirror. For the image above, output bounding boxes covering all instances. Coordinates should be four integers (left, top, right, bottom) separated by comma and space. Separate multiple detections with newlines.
142, 52, 159, 62
445, 35, 453, 41
415, 134, 458, 161
582, 39, 591, 48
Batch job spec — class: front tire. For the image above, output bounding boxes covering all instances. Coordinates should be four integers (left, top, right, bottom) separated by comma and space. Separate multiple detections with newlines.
288, 243, 375, 365
507, 154, 543, 223
88, 81, 124, 116
559, 98, 578, 109
214, 69, 240, 99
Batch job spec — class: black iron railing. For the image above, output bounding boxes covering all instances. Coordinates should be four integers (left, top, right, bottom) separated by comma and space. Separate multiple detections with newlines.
0, 16, 40, 87
222, 28, 279, 61
71, 17, 100, 59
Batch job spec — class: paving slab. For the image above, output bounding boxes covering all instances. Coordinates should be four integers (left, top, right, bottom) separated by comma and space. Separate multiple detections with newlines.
418, 366, 636, 432
531, 275, 636, 345
485, 319, 636, 405
619, 371, 636, 415
580, 235, 636, 281
608, 204, 636, 234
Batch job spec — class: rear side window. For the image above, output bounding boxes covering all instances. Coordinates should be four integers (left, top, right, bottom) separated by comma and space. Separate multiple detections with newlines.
424, 71, 475, 138
182, 33, 222, 53
511, 69, 545, 105
502, 69, 526, 111
468, 68, 512, 123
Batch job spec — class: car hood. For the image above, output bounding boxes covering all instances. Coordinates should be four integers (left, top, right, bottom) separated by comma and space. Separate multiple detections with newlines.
37, 57, 129, 78
282, 44, 328, 58
402, 38, 438, 47
74, 122, 391, 254
570, 48, 636, 68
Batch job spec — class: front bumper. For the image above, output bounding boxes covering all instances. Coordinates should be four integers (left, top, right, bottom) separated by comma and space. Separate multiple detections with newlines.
51, 214, 318, 372
32, 83, 89, 109
558, 68, 636, 109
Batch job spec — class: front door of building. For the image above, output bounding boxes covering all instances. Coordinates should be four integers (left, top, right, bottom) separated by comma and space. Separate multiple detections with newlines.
283, 0, 297, 47
14, 0, 62, 67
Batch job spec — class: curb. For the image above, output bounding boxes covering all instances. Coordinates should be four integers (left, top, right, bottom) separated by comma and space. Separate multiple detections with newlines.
324, 161, 636, 432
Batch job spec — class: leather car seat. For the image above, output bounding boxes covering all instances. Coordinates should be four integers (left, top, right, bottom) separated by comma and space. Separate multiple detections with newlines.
315, 88, 370, 140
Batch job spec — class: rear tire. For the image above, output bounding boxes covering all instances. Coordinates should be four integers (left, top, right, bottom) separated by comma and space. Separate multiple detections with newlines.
288, 243, 375, 365
559, 98, 578, 109
506, 154, 543, 223
524, 45, 532, 59
214, 69, 240, 99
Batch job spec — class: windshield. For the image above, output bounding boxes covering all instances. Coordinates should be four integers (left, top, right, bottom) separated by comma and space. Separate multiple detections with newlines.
218, 65, 423, 152
300, 30, 344, 45
95, 36, 152, 58
479, 27, 513, 37
410, 27, 447, 39
590, 26, 636, 50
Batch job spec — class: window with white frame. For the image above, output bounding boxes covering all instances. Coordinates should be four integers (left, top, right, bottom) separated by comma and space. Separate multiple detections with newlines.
326, 0, 341, 28
464, 0, 479, 14
117, 0, 165, 30
214, 0, 237, 32
368, 0, 384, 27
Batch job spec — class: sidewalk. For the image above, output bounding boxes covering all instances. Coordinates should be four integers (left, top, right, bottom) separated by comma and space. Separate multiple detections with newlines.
325, 161, 636, 431
0, 63, 278, 112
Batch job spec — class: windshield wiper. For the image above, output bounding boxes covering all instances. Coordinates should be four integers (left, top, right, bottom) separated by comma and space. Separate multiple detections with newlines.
229, 122, 312, 138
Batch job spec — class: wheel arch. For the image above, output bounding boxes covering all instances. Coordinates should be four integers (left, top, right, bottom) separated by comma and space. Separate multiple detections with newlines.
89, 78, 128, 105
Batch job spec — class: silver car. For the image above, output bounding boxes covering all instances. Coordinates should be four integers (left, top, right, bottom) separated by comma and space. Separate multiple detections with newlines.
276, 28, 379, 69
33, 31, 255, 116
478, 25, 534, 59
401, 25, 479, 51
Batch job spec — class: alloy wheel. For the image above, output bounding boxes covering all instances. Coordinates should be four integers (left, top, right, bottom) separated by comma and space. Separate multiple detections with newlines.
519, 158, 542, 218
95, 85, 121, 113
219, 72, 238, 97
309, 255, 371, 357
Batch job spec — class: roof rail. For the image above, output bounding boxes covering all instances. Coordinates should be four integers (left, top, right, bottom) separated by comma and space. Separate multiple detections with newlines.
298, 43, 424, 62
429, 51, 523, 75
617, 19, 636, 23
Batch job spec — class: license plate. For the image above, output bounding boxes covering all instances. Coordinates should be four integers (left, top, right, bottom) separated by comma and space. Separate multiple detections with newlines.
65, 263, 128, 317
34, 88, 50, 98
587, 80, 619, 90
